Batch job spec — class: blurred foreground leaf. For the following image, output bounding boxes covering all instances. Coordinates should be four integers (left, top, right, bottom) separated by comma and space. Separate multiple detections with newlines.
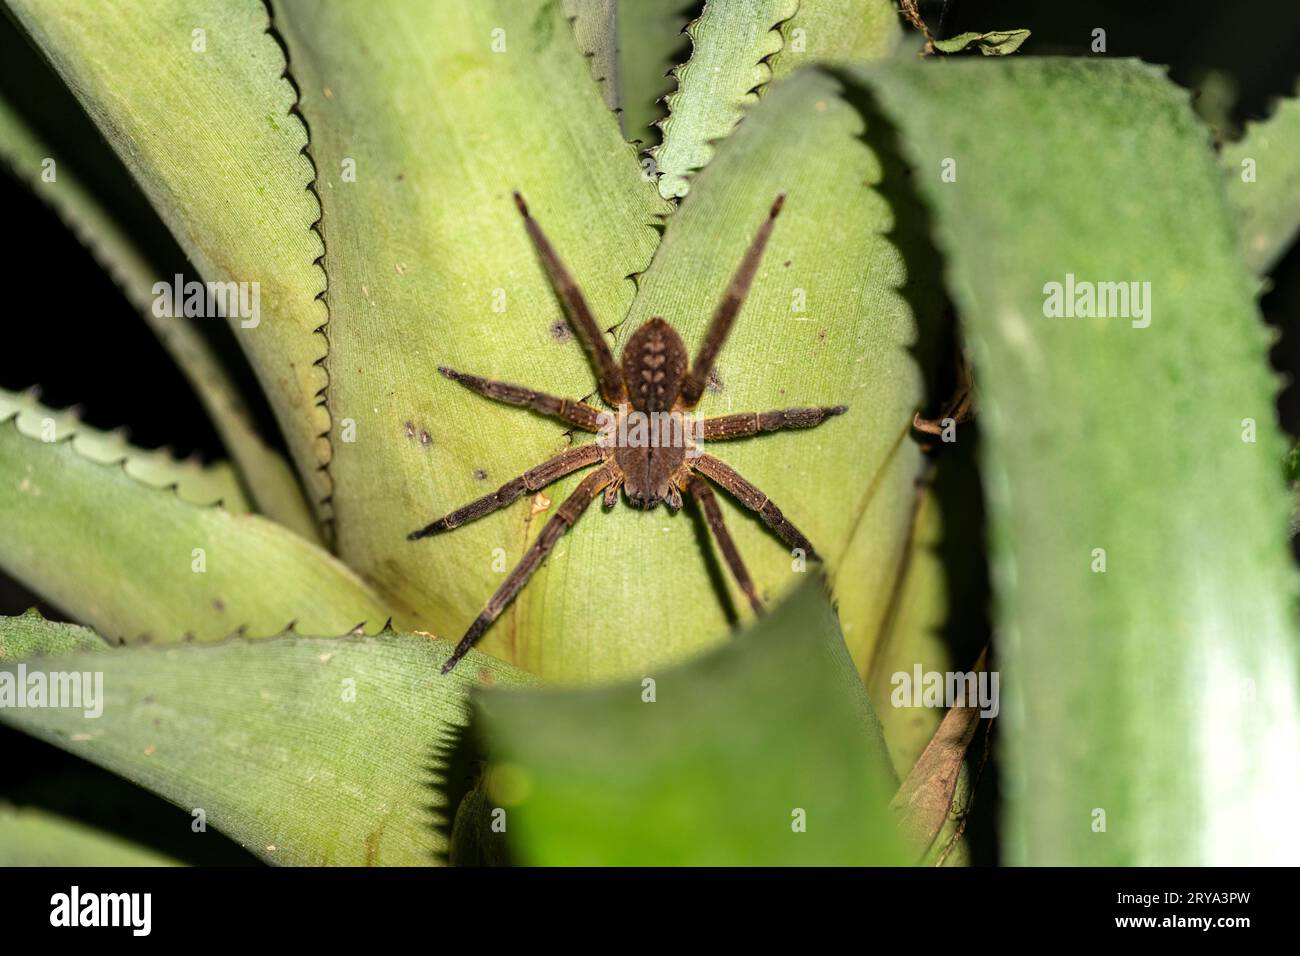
851, 58, 1300, 864
475, 576, 907, 865
0, 805, 182, 867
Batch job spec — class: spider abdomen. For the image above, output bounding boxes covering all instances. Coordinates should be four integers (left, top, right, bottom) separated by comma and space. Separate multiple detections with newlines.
608, 318, 695, 507
621, 318, 687, 413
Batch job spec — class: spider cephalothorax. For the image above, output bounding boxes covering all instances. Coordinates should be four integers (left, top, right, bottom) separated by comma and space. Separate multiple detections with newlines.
411, 192, 847, 672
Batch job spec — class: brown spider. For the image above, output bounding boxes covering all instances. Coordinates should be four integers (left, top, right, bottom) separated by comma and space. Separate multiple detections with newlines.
411, 192, 848, 673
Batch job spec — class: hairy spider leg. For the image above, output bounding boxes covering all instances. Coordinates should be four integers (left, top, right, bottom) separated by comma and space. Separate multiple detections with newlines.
689, 475, 764, 616
440, 463, 619, 673
437, 366, 606, 432
409, 442, 605, 539
693, 453, 818, 560
702, 404, 848, 440
678, 194, 785, 408
513, 191, 627, 406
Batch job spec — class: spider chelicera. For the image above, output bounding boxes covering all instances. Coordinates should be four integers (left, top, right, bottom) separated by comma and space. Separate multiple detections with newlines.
411, 191, 848, 673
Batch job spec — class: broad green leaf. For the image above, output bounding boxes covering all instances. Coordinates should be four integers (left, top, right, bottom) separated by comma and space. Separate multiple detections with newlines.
931, 29, 1031, 56
0, 806, 183, 866
6, 0, 336, 527
0, 70, 320, 542
273, 0, 670, 674
651, 0, 798, 198
1, 703, 259, 865
767, 0, 901, 79
0, 393, 396, 642
616, 0, 695, 147
509, 68, 936, 678
476, 576, 906, 865
563, 0, 620, 112
851, 58, 1300, 864
1221, 83, 1300, 274
0, 617, 531, 865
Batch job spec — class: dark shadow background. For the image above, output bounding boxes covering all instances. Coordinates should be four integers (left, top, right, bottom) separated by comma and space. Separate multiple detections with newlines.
1, 0, 1298, 867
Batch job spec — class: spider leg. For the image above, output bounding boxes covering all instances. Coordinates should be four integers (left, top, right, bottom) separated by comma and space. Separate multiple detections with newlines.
689, 475, 764, 616
438, 366, 606, 432
693, 453, 818, 560
441, 462, 619, 673
513, 191, 627, 406
678, 195, 784, 408
703, 404, 848, 441
408, 442, 605, 539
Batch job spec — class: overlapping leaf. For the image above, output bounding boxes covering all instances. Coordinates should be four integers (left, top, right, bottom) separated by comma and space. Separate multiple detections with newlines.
617, 0, 696, 147
0, 391, 395, 641
0, 806, 183, 866
0, 387, 249, 510
767, 0, 900, 79
0, 614, 530, 865
476, 576, 906, 864
0, 66, 319, 541
6, 0, 335, 525
651, 0, 797, 198
850, 58, 1300, 864
563, 0, 620, 112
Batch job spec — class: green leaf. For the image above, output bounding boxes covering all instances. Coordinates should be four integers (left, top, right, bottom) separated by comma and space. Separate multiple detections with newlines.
0, 391, 395, 642
6, 0, 336, 526
563, 0, 620, 113
272, 0, 670, 672
0, 611, 106, 662
0, 67, 320, 542
850, 58, 1300, 864
616, 0, 695, 147
931, 29, 1031, 56
475, 575, 906, 864
0, 387, 250, 510
767, 0, 901, 79
863, 485, 955, 776
651, 0, 798, 198
0, 616, 532, 865
1221, 83, 1300, 274
0, 805, 183, 866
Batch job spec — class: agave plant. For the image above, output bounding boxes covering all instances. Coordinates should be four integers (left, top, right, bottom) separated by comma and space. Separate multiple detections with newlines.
2, 0, 1299, 867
